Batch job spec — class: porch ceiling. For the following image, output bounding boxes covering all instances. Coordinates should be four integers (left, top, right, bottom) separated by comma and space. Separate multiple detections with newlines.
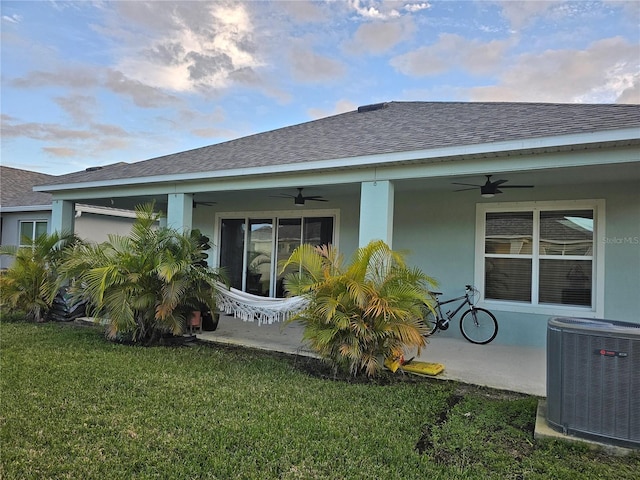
71, 160, 639, 212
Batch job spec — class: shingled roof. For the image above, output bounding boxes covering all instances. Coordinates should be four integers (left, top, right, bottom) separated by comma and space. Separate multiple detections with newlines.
39, 101, 640, 187
1, 166, 53, 208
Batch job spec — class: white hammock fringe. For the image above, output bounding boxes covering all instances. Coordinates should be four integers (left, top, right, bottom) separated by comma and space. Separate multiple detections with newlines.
215, 284, 308, 325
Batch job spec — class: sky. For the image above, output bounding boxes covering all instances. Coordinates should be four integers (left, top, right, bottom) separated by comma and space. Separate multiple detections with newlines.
1, 1, 639, 176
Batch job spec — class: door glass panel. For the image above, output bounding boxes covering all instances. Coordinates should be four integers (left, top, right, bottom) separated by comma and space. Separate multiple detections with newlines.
303, 217, 333, 246
247, 219, 273, 296
276, 219, 302, 297
219, 219, 245, 290
485, 212, 533, 254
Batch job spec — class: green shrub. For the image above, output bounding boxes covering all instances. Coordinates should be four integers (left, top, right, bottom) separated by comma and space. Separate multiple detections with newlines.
282, 240, 437, 377
61, 204, 226, 344
0, 232, 81, 321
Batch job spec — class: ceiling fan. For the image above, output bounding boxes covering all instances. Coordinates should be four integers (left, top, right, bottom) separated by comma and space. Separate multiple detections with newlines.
272, 187, 328, 206
453, 175, 534, 198
192, 197, 216, 208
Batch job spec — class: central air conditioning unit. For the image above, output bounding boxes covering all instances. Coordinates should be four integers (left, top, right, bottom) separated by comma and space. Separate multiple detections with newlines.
547, 317, 640, 448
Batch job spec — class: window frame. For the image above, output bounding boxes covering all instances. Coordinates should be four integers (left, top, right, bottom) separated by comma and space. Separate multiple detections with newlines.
474, 200, 605, 318
18, 220, 48, 247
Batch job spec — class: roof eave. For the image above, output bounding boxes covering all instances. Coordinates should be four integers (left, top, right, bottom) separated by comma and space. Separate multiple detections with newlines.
0, 205, 53, 213
34, 127, 640, 193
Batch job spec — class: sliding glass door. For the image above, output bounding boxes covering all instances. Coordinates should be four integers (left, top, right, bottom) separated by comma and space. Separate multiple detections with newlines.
219, 214, 334, 297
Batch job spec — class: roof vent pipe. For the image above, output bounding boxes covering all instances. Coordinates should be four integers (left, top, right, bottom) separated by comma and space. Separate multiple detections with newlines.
357, 102, 389, 113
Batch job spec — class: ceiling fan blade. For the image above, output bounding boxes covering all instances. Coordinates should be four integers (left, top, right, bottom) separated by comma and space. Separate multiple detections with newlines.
454, 187, 479, 192
307, 198, 328, 202
270, 194, 296, 198
452, 182, 482, 187
492, 179, 508, 187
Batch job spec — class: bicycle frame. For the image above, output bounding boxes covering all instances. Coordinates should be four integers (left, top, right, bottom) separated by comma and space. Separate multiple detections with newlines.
432, 291, 472, 322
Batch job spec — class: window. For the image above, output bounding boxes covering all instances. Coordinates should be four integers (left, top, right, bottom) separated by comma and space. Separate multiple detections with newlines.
19, 220, 48, 246
476, 201, 604, 315
217, 212, 337, 297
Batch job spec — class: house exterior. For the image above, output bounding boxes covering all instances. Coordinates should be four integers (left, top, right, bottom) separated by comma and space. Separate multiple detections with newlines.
0, 166, 138, 269
33, 102, 640, 347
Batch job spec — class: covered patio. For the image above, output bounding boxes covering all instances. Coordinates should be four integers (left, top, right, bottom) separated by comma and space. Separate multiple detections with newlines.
196, 314, 546, 397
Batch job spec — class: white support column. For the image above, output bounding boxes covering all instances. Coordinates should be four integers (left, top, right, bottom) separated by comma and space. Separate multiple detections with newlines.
358, 180, 394, 248
51, 199, 75, 235
166, 193, 193, 232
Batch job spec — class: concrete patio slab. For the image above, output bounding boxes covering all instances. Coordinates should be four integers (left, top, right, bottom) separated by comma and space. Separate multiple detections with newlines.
197, 314, 547, 397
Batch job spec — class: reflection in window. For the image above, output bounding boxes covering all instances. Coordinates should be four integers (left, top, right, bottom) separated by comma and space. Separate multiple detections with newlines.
247, 219, 273, 296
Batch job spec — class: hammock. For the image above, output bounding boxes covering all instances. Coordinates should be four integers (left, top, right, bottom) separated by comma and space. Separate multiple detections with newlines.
215, 284, 309, 325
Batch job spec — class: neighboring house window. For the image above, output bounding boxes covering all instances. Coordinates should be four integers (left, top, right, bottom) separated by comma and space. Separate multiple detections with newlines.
19, 220, 48, 246
475, 200, 604, 316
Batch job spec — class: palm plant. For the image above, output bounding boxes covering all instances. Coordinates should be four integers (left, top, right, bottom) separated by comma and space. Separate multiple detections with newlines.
281, 240, 437, 377
62, 204, 226, 344
0, 232, 81, 322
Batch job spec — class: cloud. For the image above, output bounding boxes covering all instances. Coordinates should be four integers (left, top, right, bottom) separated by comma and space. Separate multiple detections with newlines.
496, 0, 563, 30
228, 67, 292, 103
54, 95, 98, 124
616, 78, 640, 104
348, 0, 431, 20
346, 17, 416, 54
467, 37, 640, 103
289, 46, 347, 83
308, 99, 358, 119
390, 34, 513, 76
279, 0, 328, 23
104, 70, 180, 108
1, 114, 133, 158
10, 68, 100, 89
2, 14, 22, 24
109, 1, 262, 93
42, 146, 79, 158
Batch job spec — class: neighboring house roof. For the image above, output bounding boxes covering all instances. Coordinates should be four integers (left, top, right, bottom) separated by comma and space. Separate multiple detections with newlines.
0, 166, 139, 218
1, 166, 53, 209
36, 101, 640, 189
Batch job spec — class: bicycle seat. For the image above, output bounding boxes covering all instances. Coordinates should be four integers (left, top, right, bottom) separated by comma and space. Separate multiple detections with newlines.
429, 291, 443, 297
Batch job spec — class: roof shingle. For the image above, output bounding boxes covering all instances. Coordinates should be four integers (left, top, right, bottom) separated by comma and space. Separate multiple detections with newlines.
38, 101, 640, 187
1, 166, 53, 208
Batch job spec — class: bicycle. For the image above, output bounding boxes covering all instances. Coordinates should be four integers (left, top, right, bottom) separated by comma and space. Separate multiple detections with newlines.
423, 285, 498, 345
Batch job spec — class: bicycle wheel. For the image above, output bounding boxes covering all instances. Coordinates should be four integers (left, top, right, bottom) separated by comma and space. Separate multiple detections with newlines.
459, 308, 498, 344
421, 303, 439, 336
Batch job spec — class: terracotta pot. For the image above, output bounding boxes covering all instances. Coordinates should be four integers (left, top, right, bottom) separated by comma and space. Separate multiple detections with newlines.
189, 310, 202, 327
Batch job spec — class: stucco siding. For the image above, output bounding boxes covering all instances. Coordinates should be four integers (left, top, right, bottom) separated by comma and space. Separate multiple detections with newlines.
74, 213, 136, 244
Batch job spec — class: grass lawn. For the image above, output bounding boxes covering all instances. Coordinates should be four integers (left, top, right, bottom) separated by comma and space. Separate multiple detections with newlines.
1, 321, 638, 479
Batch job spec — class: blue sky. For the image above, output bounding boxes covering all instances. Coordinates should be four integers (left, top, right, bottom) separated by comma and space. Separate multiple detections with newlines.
1, 1, 638, 176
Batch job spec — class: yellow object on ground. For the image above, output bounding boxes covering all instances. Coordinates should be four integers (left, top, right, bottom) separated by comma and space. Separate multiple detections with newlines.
385, 355, 445, 376
399, 361, 445, 376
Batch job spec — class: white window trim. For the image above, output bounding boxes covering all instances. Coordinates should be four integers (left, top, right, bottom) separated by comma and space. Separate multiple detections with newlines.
474, 199, 605, 318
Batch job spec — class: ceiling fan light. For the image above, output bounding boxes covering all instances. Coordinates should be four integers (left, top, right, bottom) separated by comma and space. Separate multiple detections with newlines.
481, 192, 495, 198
